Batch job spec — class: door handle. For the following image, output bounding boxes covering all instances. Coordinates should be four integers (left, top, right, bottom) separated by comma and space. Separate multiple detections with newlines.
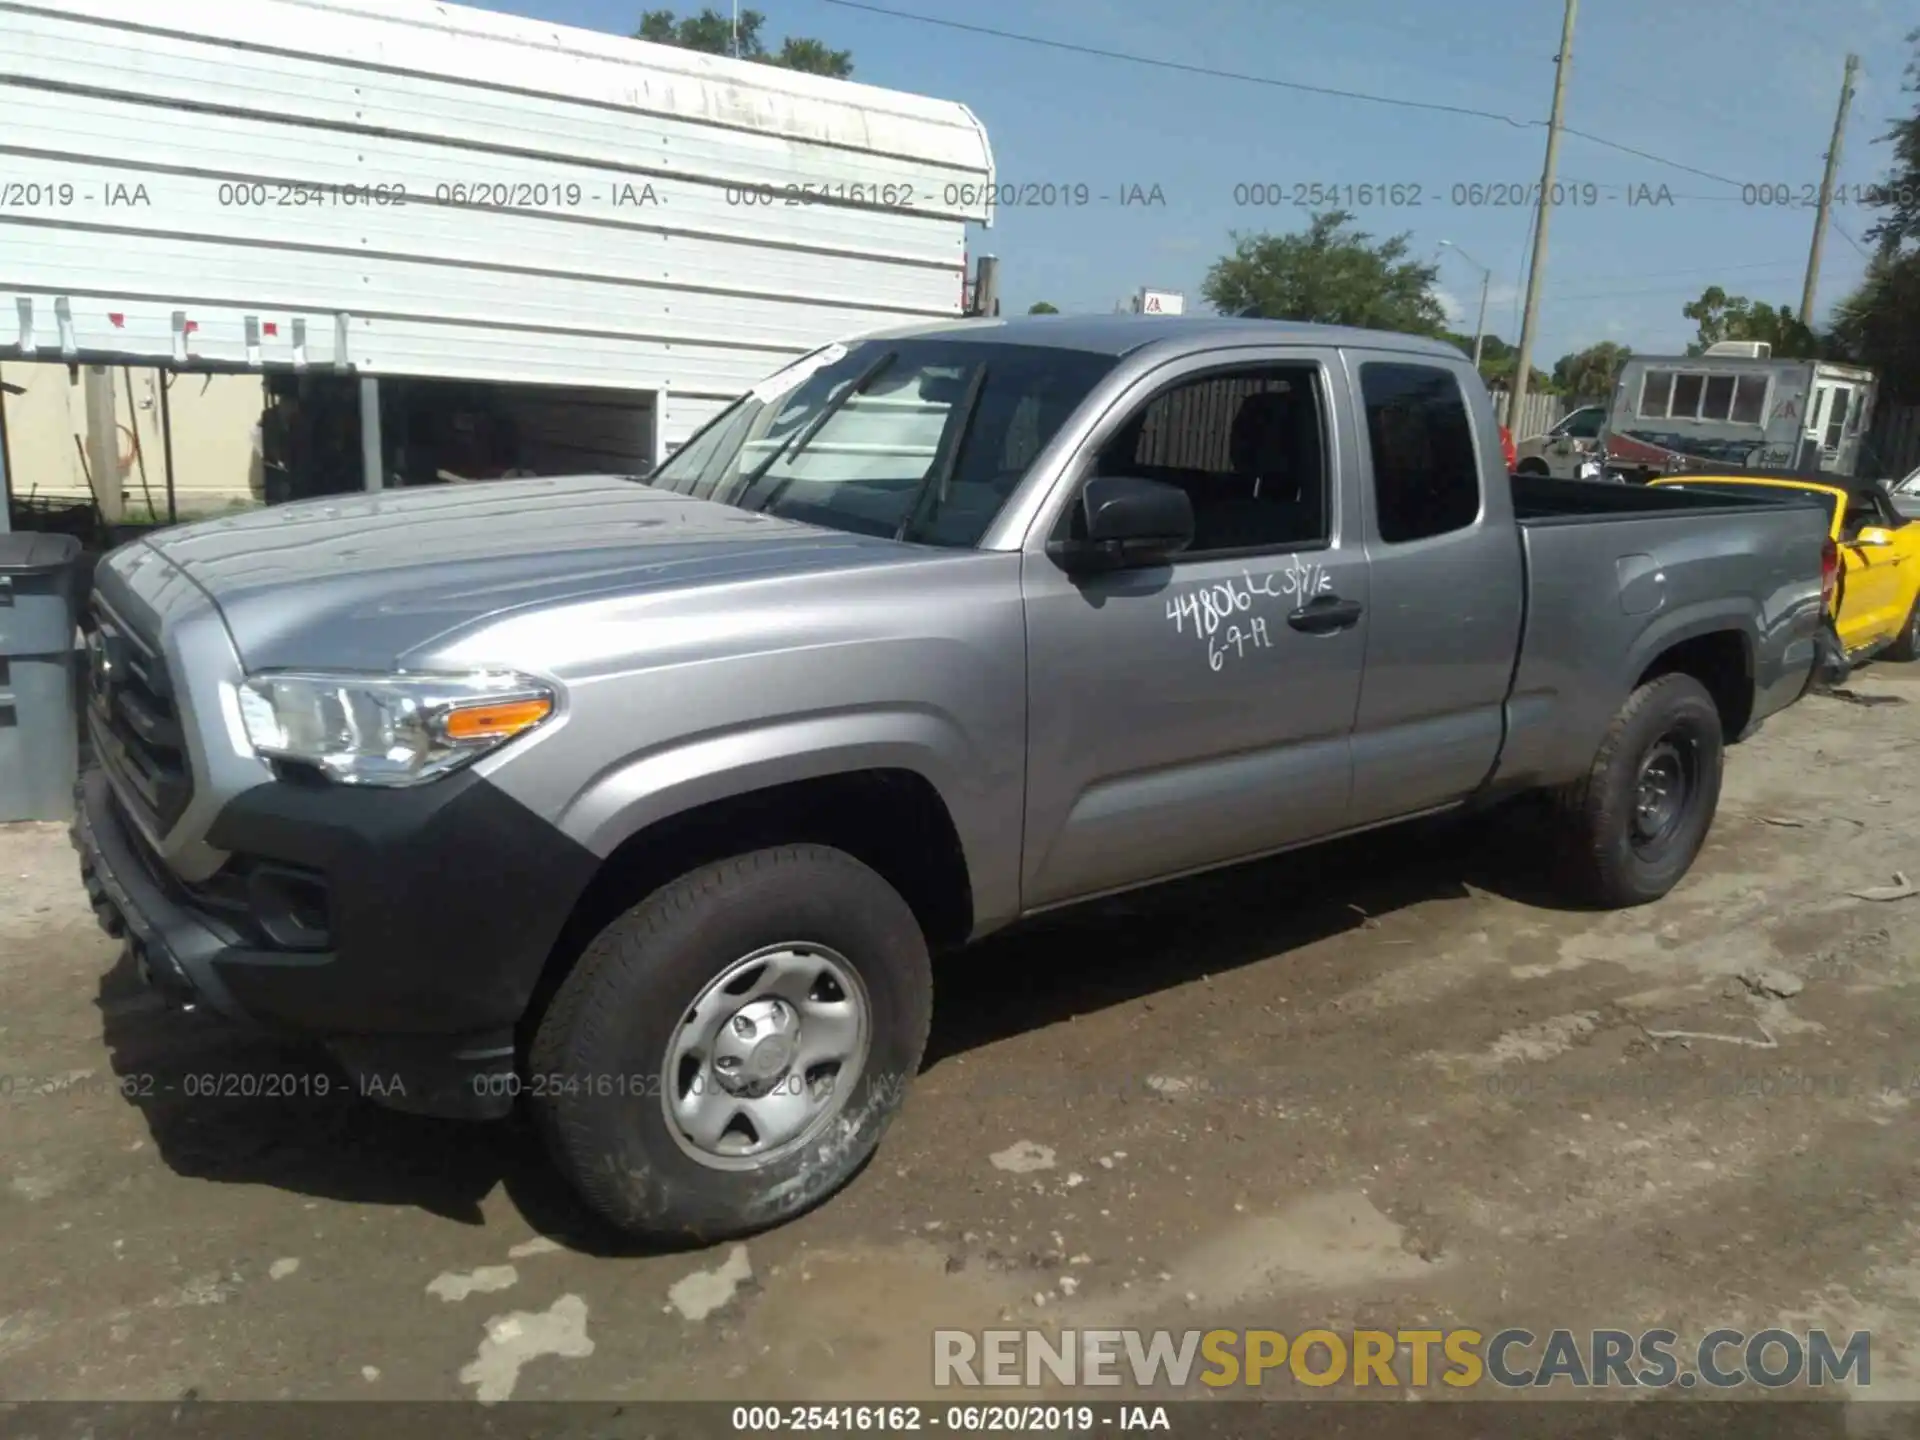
1287, 595, 1364, 633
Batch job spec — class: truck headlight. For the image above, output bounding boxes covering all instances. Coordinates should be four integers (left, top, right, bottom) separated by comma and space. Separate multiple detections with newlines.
235, 670, 557, 786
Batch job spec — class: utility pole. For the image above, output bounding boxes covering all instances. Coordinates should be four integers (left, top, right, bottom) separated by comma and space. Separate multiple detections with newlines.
1508, 0, 1578, 433
971, 255, 1000, 317
1471, 271, 1489, 372
1800, 53, 1859, 327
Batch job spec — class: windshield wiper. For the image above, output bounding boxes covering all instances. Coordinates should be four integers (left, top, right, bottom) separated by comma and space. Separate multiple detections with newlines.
737, 350, 897, 511
895, 364, 987, 543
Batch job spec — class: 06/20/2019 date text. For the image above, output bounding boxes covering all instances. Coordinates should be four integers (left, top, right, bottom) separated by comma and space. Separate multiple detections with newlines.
730, 1405, 1126, 1432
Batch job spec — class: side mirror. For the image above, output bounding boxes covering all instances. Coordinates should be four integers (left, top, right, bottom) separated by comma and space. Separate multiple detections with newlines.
1855, 526, 1896, 548
1050, 475, 1194, 573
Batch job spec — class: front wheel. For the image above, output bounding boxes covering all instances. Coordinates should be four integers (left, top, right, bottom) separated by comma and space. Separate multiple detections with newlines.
1551, 674, 1725, 908
529, 845, 933, 1243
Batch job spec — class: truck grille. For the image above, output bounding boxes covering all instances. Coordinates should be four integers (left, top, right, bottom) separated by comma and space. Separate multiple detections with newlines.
85, 598, 194, 835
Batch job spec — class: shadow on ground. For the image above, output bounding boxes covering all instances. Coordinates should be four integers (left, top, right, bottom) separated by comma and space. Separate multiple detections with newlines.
94, 801, 1573, 1254
922, 801, 1573, 1064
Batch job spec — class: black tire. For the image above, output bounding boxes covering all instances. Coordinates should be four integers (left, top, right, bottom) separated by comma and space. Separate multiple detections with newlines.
1551, 673, 1724, 909
1887, 594, 1920, 662
529, 844, 932, 1243
1517, 459, 1551, 477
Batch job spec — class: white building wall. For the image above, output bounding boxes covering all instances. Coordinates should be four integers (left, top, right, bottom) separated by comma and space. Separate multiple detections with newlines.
0, 0, 994, 448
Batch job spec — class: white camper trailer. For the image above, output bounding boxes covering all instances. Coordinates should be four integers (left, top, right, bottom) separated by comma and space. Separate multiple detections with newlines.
1604, 343, 1877, 483
0, 0, 993, 518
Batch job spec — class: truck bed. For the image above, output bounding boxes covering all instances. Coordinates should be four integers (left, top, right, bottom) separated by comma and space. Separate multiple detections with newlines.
1508, 471, 1827, 523
1492, 470, 1831, 793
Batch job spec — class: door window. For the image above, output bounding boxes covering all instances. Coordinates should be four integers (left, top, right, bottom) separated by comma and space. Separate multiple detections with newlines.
1824, 388, 1852, 450
1561, 407, 1604, 439
1089, 366, 1331, 557
1359, 363, 1482, 543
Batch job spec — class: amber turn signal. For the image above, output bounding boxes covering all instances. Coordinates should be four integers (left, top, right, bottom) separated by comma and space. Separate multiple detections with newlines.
441, 696, 554, 742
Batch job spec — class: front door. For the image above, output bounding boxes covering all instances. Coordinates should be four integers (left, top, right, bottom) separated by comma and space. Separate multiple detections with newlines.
1838, 489, 1909, 653
1020, 352, 1367, 909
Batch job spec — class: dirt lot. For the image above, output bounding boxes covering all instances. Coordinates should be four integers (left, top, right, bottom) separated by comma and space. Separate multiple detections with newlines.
5, 667, 1920, 1418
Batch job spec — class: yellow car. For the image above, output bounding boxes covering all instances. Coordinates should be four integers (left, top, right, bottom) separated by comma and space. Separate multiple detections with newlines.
1648, 473, 1920, 673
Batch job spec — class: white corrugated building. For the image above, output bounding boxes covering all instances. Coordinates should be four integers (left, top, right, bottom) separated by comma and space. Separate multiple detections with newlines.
0, 0, 993, 507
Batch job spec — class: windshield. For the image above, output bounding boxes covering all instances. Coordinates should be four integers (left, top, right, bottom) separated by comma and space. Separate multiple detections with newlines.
645, 338, 1117, 547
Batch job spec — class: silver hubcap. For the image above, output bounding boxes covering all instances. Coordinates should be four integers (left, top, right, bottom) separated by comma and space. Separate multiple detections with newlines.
662, 943, 870, 1171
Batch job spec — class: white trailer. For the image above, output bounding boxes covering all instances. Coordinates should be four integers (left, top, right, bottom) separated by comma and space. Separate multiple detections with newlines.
1605, 347, 1878, 482
0, 0, 993, 498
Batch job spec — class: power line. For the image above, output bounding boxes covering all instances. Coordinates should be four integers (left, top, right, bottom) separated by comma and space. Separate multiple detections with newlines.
1552, 272, 1806, 303
822, 0, 1756, 194
1579, 258, 1808, 282
822, 0, 1894, 333
1829, 218, 1877, 263
1557, 126, 1740, 188
820, 0, 1535, 126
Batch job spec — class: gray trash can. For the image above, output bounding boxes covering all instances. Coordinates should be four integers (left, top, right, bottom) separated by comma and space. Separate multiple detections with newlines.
0, 532, 84, 822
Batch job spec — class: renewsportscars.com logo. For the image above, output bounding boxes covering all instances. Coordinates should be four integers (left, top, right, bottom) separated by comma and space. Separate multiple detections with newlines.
933, 1327, 1871, 1390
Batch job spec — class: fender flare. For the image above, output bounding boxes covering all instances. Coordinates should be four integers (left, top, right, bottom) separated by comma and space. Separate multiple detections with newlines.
557, 706, 991, 867
1617, 600, 1758, 713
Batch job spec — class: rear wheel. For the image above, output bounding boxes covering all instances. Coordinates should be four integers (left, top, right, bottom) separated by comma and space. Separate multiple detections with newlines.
1887, 594, 1920, 662
1517, 459, 1550, 477
529, 844, 932, 1243
1551, 674, 1724, 908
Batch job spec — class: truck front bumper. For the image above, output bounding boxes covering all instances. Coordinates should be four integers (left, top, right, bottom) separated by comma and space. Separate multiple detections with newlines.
72, 765, 597, 1120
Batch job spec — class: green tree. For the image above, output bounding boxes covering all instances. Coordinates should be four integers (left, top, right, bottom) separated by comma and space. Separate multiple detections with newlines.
1437, 332, 1549, 394
1437, 332, 1534, 390
1027, 301, 1059, 315
1552, 341, 1632, 403
637, 8, 853, 77
1827, 31, 1920, 407
1863, 28, 1920, 256
1680, 286, 1820, 358
1831, 252, 1920, 404
1202, 211, 1446, 335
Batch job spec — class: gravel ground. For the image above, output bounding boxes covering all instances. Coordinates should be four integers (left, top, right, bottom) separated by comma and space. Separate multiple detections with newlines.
4, 665, 1920, 1423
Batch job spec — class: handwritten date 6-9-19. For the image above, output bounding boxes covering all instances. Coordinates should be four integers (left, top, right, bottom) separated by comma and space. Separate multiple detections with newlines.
1166, 558, 1335, 670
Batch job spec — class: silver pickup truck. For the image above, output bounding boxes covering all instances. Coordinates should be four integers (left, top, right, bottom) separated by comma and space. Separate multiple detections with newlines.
73, 316, 1831, 1241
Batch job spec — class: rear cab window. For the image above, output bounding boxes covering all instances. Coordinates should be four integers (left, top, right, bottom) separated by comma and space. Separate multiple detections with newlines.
1357, 362, 1482, 543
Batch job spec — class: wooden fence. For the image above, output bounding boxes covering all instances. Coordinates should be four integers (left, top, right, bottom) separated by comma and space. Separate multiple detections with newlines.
1488, 389, 1567, 439
1866, 403, 1920, 479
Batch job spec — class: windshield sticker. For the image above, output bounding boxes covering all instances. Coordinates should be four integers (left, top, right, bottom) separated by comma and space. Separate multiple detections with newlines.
1165, 557, 1334, 671
749, 343, 849, 404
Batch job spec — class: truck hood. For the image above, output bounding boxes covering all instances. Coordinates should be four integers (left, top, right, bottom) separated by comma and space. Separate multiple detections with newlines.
142, 475, 917, 670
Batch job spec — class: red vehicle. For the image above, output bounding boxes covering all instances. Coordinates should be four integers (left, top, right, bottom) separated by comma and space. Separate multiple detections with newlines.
1501, 424, 1516, 473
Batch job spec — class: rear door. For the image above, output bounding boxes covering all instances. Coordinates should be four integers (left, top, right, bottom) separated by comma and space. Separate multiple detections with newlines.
1342, 353, 1528, 825
1019, 349, 1367, 908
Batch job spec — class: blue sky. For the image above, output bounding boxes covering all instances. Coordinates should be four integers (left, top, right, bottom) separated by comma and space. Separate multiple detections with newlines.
476, 0, 1913, 365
